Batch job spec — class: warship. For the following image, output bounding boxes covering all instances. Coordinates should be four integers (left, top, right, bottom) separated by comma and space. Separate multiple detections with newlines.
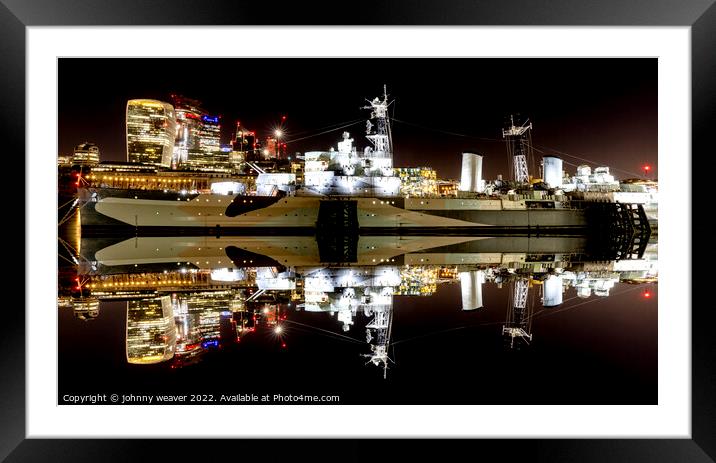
77, 87, 652, 264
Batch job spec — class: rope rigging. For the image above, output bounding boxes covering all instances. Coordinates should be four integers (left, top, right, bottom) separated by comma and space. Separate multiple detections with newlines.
285, 119, 364, 144
390, 117, 649, 179
282, 318, 365, 344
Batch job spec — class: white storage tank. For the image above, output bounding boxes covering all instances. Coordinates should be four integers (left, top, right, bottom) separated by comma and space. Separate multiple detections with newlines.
459, 152, 484, 193
543, 156, 563, 188
460, 270, 485, 311
542, 275, 563, 307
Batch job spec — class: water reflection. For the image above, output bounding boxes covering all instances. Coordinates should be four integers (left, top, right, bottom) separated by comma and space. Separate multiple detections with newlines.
59, 233, 657, 378
127, 296, 176, 364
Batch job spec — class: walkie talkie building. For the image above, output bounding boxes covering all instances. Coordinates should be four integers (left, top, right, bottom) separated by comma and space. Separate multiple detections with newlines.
126, 99, 176, 167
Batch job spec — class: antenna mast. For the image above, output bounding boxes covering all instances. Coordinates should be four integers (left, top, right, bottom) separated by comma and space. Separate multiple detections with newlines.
363, 86, 392, 158
361, 85, 394, 177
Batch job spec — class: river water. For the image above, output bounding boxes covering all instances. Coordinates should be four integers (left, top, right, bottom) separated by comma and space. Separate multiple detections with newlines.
58, 211, 658, 405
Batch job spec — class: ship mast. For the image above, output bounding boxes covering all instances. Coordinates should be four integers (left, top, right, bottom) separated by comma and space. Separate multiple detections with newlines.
364, 301, 394, 379
503, 115, 533, 184
362, 85, 393, 164
502, 277, 533, 349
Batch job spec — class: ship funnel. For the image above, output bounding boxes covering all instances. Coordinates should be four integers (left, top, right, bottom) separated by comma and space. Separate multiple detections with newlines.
542, 275, 563, 307
543, 156, 563, 188
459, 152, 484, 193
460, 270, 484, 311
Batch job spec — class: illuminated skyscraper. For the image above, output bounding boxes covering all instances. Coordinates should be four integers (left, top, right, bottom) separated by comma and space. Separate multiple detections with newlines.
171, 95, 224, 169
126, 296, 176, 364
126, 99, 176, 167
171, 95, 203, 167
199, 115, 221, 155
231, 121, 257, 163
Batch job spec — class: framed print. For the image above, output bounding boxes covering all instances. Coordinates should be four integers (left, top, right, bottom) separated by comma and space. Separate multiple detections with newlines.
5, 0, 713, 460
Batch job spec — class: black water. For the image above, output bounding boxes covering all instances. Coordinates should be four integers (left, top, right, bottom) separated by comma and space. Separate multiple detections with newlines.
58, 214, 657, 405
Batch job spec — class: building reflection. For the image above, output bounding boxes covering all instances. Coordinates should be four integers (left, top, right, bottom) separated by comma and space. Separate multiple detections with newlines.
58, 296, 101, 321
126, 296, 176, 364
61, 235, 658, 376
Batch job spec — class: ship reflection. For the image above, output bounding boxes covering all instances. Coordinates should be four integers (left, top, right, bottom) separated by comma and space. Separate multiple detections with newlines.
59, 235, 658, 378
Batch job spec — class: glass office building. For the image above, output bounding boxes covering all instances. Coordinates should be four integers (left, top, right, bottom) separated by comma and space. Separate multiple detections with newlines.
171, 95, 203, 167
126, 99, 176, 167
171, 95, 224, 169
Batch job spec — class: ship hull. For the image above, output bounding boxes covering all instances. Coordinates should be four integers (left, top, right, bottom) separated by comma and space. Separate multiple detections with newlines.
79, 188, 589, 234
80, 235, 590, 274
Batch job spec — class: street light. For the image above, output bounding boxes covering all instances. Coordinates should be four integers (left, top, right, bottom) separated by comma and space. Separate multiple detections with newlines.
642, 164, 651, 179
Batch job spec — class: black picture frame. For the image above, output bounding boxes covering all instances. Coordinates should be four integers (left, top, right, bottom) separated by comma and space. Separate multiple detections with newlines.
4, 0, 711, 460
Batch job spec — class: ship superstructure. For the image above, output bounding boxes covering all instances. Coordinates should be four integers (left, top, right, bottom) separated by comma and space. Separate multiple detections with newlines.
271, 85, 399, 197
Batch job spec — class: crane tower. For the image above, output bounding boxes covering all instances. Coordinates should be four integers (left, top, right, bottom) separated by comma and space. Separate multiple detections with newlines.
502, 277, 533, 349
502, 115, 533, 184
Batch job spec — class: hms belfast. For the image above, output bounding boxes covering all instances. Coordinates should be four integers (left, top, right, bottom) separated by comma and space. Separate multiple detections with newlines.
77, 87, 653, 262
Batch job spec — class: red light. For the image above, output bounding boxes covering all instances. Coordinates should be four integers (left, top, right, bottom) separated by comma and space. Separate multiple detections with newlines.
643, 291, 651, 298
281, 342, 287, 348
281, 115, 286, 121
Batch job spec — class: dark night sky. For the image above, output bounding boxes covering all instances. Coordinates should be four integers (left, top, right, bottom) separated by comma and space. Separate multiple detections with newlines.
58, 58, 657, 180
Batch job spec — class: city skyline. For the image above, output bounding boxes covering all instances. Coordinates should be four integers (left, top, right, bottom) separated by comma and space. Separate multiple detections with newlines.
58, 57, 659, 406
59, 58, 657, 180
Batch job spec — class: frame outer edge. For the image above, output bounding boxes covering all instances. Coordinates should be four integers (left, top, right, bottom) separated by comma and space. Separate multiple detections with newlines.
2, 0, 713, 460
692, 1, 716, 462
0, 1, 26, 462
0, 0, 716, 25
